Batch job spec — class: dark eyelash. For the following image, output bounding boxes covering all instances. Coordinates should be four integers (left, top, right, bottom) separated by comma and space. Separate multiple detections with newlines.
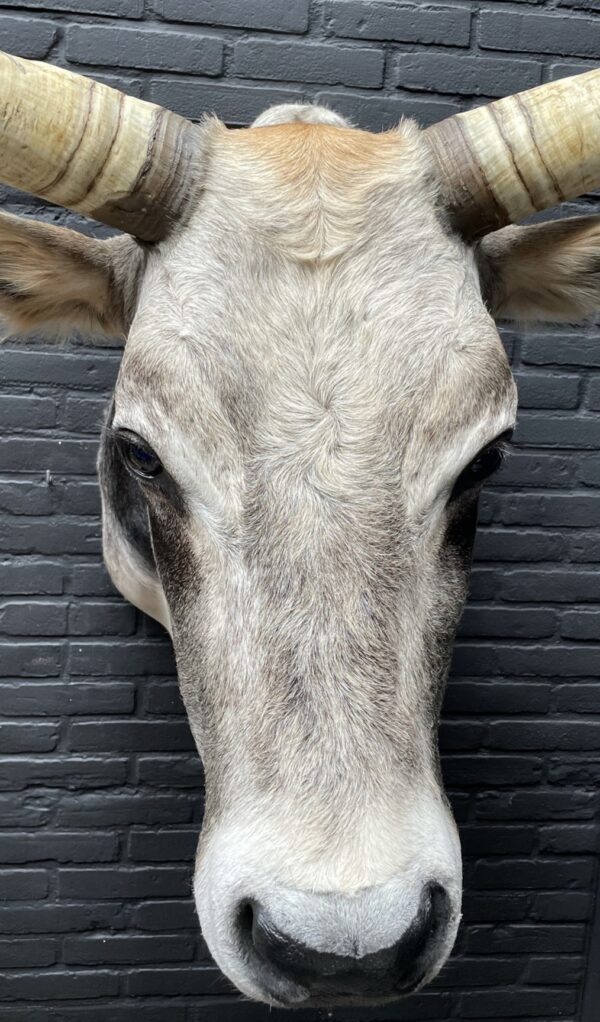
449, 430, 512, 503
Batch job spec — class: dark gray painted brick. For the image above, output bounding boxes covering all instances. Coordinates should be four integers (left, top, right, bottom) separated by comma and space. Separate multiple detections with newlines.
70, 562, 117, 597
0, 755, 128, 790
63, 933, 196, 964
0, 645, 61, 678
473, 527, 566, 561
0, 480, 54, 516
68, 720, 194, 752
514, 371, 581, 409
548, 58, 600, 81
0, 438, 97, 473
0, 600, 67, 636
55, 793, 194, 827
59, 481, 101, 516
66, 24, 224, 76
442, 754, 543, 787
68, 640, 175, 675
0, 969, 120, 1001
0, 0, 143, 14
326, 1, 471, 46
539, 825, 600, 854
0, 395, 56, 430
459, 988, 577, 1018
444, 681, 552, 715
464, 924, 586, 954
522, 333, 600, 367
482, 492, 600, 527
480, 9, 600, 59
525, 954, 584, 985
0, 348, 120, 389
125, 966, 234, 996
136, 753, 203, 787
142, 680, 185, 715
492, 452, 576, 488
470, 857, 594, 891
63, 395, 107, 433
560, 610, 600, 641
0, 518, 101, 556
0, 559, 63, 596
0, 937, 56, 967
434, 956, 523, 988
0, 831, 118, 863
0, 681, 134, 715
485, 720, 600, 751
0, 869, 48, 900
0, 902, 123, 934
558, 0, 600, 9
532, 892, 594, 922
395, 52, 541, 97
586, 375, 600, 409
67, 600, 137, 636
149, 77, 304, 125
234, 39, 385, 88
514, 413, 600, 447
462, 893, 530, 922
156, 0, 310, 33
128, 828, 199, 861
0, 14, 56, 58
59, 866, 191, 899
0, 720, 59, 751
458, 606, 557, 638
133, 899, 196, 930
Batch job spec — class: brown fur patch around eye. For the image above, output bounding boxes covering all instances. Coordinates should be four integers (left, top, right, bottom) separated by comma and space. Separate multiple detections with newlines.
0, 210, 144, 338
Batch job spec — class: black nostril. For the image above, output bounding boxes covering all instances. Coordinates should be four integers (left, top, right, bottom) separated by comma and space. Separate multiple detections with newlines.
237, 899, 259, 954
246, 883, 451, 999
392, 883, 451, 990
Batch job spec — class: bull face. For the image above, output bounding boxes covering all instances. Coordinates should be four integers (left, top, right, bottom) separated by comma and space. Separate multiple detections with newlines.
1, 56, 600, 1008
95, 114, 519, 1005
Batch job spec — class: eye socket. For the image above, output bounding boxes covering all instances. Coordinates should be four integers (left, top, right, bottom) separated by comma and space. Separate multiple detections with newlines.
449, 430, 512, 502
116, 430, 163, 480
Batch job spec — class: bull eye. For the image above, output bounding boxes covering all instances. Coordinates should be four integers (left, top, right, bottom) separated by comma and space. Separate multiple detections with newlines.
449, 430, 512, 502
116, 430, 163, 480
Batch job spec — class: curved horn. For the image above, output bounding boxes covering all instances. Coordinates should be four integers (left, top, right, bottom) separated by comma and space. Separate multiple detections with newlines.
425, 68, 600, 240
0, 50, 200, 241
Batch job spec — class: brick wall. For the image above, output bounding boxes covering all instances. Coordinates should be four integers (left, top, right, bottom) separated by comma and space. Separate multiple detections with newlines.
0, 1, 599, 1020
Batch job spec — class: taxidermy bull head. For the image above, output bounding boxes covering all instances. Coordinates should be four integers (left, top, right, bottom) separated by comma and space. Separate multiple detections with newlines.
1, 50, 599, 1006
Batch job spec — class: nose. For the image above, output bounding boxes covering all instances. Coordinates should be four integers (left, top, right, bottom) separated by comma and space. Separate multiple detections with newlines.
240, 883, 450, 1003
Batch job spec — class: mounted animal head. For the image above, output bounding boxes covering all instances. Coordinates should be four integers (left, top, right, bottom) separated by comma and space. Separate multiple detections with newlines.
2, 50, 600, 1008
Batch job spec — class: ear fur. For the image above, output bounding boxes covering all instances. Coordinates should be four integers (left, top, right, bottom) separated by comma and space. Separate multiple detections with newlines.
0, 210, 145, 338
477, 215, 600, 323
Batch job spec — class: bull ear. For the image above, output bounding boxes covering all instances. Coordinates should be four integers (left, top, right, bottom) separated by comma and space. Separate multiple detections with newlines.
0, 211, 145, 338
477, 215, 600, 323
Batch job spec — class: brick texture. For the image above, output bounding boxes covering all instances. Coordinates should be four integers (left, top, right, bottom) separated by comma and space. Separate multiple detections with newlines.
0, 2, 599, 1020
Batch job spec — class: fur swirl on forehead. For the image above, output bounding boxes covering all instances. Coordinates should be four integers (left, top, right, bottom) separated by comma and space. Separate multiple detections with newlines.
197, 114, 440, 264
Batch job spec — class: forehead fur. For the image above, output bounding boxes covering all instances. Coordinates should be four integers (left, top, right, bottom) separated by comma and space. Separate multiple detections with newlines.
212, 119, 419, 262
119, 115, 513, 466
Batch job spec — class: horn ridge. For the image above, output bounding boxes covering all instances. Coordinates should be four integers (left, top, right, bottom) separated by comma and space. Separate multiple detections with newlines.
0, 50, 201, 241
425, 68, 600, 239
